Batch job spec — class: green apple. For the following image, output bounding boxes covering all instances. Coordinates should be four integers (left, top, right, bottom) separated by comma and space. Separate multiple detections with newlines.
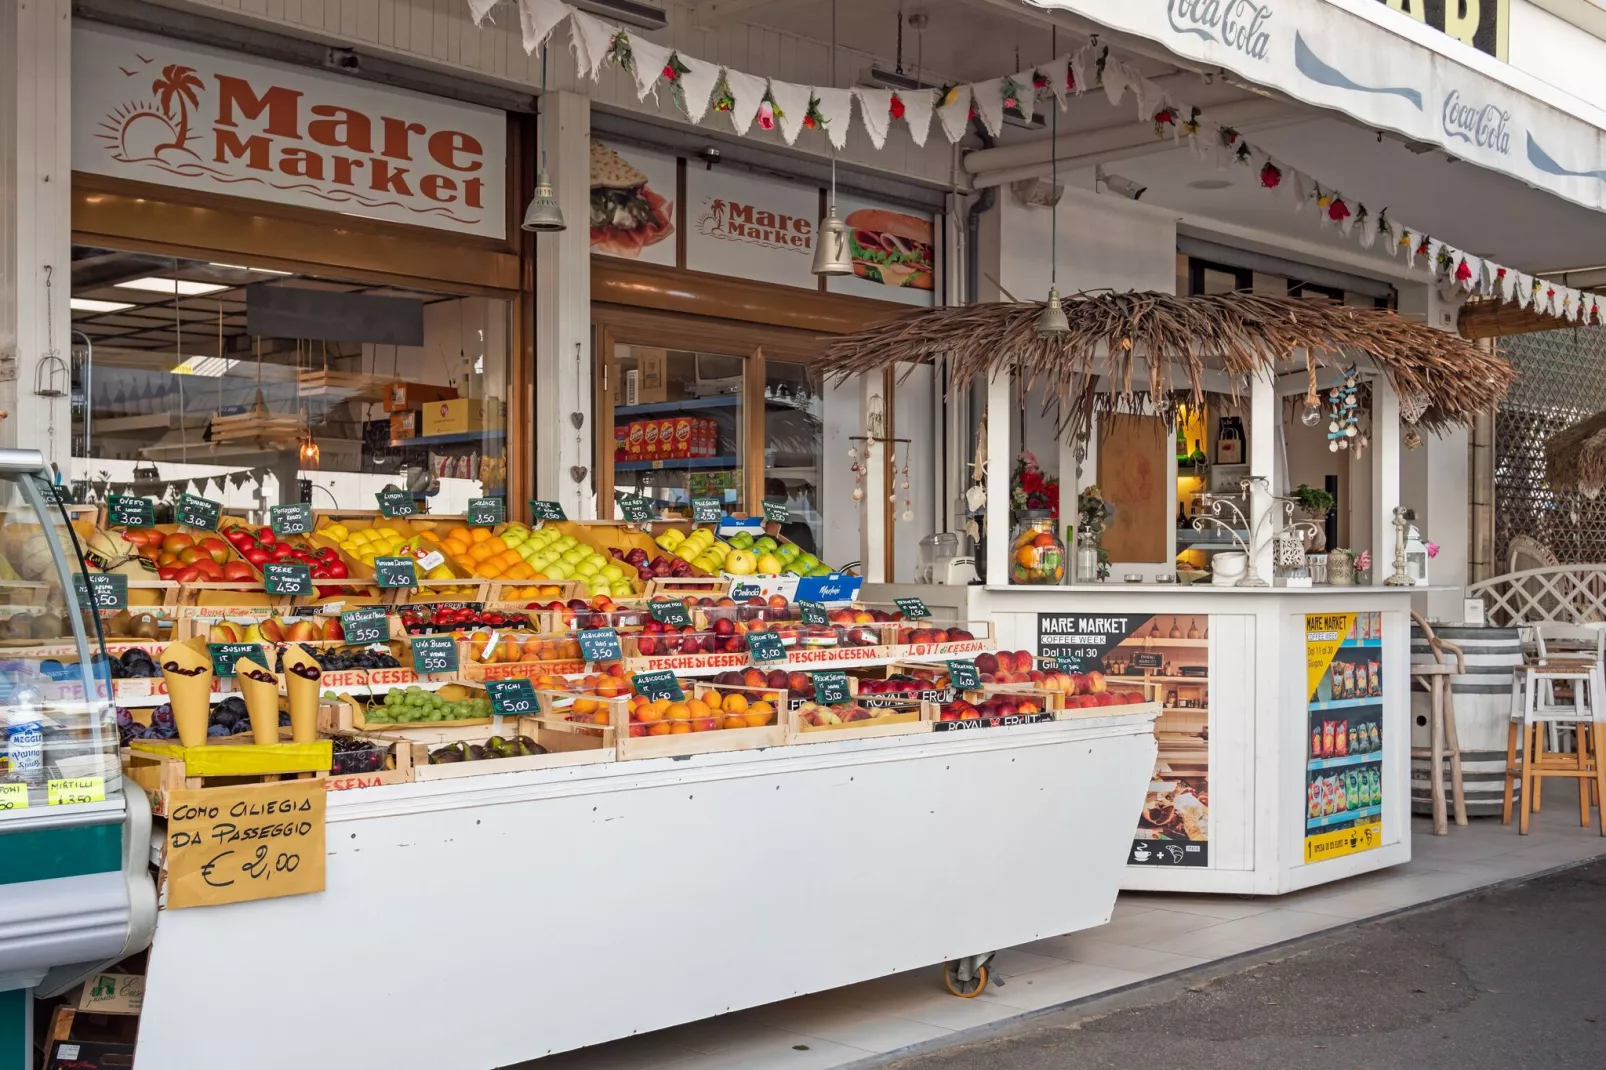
561, 548, 587, 565
600, 563, 625, 581
753, 536, 778, 553
795, 553, 820, 572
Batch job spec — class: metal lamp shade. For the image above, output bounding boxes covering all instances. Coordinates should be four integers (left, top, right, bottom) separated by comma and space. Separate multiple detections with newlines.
1035, 286, 1070, 337
522, 168, 567, 232
811, 205, 855, 276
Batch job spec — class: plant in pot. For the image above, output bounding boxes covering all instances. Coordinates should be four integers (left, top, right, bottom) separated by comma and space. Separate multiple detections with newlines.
1292, 484, 1334, 552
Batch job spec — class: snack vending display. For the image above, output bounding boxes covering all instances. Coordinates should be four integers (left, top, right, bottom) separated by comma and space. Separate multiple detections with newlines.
1303, 612, 1385, 863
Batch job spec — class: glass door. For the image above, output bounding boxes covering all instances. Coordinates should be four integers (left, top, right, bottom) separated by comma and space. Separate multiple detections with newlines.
607, 343, 748, 520
762, 359, 823, 555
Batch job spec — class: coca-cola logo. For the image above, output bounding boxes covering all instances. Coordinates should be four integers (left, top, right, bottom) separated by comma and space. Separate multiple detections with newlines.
1441, 91, 1511, 156
1167, 0, 1273, 61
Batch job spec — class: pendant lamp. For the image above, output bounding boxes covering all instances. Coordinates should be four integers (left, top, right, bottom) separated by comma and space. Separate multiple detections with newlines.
1036, 26, 1068, 338
812, 1, 853, 276
523, 43, 567, 232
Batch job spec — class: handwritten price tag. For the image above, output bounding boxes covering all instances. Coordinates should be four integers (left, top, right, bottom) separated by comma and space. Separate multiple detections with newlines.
529, 499, 566, 522
209, 643, 264, 679
263, 563, 312, 596
0, 782, 29, 810
467, 497, 505, 527
485, 677, 539, 716
165, 780, 325, 908
798, 601, 829, 627
375, 489, 417, 518
48, 777, 106, 806
648, 601, 691, 627
177, 493, 222, 531
615, 494, 653, 523
374, 557, 418, 589
761, 500, 790, 524
946, 659, 981, 690
691, 498, 723, 523
578, 628, 623, 663
633, 669, 684, 702
894, 597, 932, 620
73, 574, 128, 611
813, 671, 851, 705
409, 635, 458, 675
746, 630, 786, 664
340, 607, 389, 644
269, 503, 312, 536
109, 495, 155, 528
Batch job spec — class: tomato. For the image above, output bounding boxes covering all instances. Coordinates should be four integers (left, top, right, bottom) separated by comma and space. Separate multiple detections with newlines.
222, 561, 256, 582
243, 548, 271, 568
324, 560, 348, 579
175, 566, 202, 584
258, 526, 277, 545
270, 543, 294, 560
157, 566, 180, 581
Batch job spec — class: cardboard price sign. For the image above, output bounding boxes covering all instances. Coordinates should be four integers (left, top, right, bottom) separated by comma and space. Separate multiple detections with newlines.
813, 671, 851, 705
691, 497, 723, 523
761, 499, 790, 524
615, 494, 653, 523
373, 556, 419, 588
208, 643, 264, 678
165, 779, 326, 909
269, 502, 312, 536
485, 677, 539, 716
746, 630, 787, 664
798, 601, 829, 627
73, 573, 127, 611
578, 627, 623, 662
529, 499, 566, 522
946, 659, 982, 690
648, 600, 691, 626
108, 494, 155, 528
633, 669, 684, 702
263, 562, 312, 596
340, 607, 389, 644
467, 497, 505, 527
894, 597, 932, 620
375, 489, 418, 518
409, 635, 458, 675
176, 493, 222, 531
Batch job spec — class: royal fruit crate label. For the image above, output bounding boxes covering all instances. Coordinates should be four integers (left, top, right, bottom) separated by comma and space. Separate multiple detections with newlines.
176, 493, 222, 531
375, 489, 418, 518
862, 688, 956, 709
109, 495, 155, 528
932, 712, 1055, 732
263, 562, 312, 596
340, 607, 390, 645
467, 497, 505, 527
269, 503, 312, 537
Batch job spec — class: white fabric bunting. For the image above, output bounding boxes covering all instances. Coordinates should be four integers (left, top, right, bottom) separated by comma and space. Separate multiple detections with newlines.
568, 9, 616, 80
899, 88, 936, 147
1102, 61, 1129, 108
722, 68, 768, 136
812, 87, 853, 150
935, 84, 972, 144
677, 54, 721, 124
1040, 55, 1070, 109
628, 35, 672, 101
469, 0, 502, 27
1070, 46, 1094, 96
852, 86, 894, 149
516, 0, 570, 53
970, 77, 1006, 137
769, 80, 811, 145
1460, 255, 1482, 291
1007, 69, 1038, 125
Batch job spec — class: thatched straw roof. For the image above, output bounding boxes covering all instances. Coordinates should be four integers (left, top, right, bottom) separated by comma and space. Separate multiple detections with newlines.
1545, 410, 1606, 495
820, 291, 1515, 442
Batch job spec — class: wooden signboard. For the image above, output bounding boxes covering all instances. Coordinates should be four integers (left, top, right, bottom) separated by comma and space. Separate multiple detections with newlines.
1097, 413, 1168, 564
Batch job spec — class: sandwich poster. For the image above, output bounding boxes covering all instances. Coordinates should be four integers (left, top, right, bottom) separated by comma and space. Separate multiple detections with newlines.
824, 194, 937, 307
590, 140, 676, 266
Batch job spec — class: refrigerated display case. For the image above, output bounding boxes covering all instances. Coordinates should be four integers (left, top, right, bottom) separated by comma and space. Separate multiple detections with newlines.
0, 450, 156, 1070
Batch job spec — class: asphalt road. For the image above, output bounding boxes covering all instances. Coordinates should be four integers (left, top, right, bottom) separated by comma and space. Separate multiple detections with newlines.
879, 860, 1606, 1070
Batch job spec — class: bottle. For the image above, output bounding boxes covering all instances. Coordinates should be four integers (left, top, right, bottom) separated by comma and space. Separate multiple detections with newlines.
1190, 439, 1207, 467
1176, 420, 1188, 466
1177, 500, 1187, 528
5, 685, 44, 784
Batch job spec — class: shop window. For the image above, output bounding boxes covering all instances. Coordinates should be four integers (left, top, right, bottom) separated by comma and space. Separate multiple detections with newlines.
763, 360, 823, 555
68, 249, 510, 516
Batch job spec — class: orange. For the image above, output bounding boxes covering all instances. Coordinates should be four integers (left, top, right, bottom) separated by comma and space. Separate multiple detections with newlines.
480, 562, 506, 580
469, 527, 493, 544
668, 722, 691, 734
590, 708, 611, 726
722, 715, 747, 730
665, 702, 691, 721
722, 692, 749, 715
1015, 546, 1039, 568
447, 526, 471, 543
648, 721, 672, 736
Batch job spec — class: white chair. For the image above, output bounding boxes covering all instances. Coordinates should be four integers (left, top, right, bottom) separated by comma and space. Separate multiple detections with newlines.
1504, 623, 1606, 834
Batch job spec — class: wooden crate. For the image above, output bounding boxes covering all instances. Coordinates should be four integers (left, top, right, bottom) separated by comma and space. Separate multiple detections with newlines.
208, 406, 306, 446
534, 688, 631, 725
888, 619, 993, 660
409, 715, 615, 781
319, 687, 493, 732
486, 578, 584, 604
124, 737, 330, 801
783, 677, 930, 743
297, 368, 392, 403
644, 577, 729, 601
615, 682, 785, 761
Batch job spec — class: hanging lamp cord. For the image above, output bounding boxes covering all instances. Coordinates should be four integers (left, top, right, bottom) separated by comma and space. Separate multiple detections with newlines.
1050, 26, 1058, 290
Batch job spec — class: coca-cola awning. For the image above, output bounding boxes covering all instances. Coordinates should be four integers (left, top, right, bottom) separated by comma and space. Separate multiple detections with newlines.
1025, 0, 1606, 215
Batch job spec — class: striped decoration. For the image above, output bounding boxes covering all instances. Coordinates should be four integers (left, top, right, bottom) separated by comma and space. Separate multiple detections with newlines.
1411, 626, 1524, 817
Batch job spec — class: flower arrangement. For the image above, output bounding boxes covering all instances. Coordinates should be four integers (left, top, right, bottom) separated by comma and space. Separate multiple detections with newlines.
1010, 451, 1060, 517
890, 92, 906, 120
662, 53, 692, 113
803, 95, 825, 130
1077, 484, 1113, 580
1259, 162, 1282, 188
1153, 107, 1177, 137
756, 89, 782, 131
606, 31, 634, 74
1327, 198, 1351, 223
711, 74, 735, 113
1002, 77, 1026, 113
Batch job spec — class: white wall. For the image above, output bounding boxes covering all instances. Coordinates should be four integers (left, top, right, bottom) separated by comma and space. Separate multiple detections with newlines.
892, 363, 935, 583
1400, 424, 1470, 619
820, 377, 859, 574
1510, 1, 1606, 114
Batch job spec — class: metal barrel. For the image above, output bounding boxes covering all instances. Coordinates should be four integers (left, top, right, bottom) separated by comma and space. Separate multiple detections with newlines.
1410, 625, 1523, 817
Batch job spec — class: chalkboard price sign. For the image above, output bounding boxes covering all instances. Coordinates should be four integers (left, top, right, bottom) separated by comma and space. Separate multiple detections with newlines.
263, 562, 312, 596
109, 495, 155, 528
208, 642, 264, 678
746, 630, 786, 664
269, 503, 312, 537
946, 659, 981, 690
761, 500, 790, 524
373, 556, 418, 588
578, 627, 623, 663
73, 573, 128, 611
409, 635, 459, 675
529, 499, 567, 522
340, 607, 389, 644
485, 677, 539, 717
615, 494, 653, 523
467, 497, 505, 527
632, 669, 684, 702
648, 600, 691, 627
691, 498, 723, 523
375, 489, 417, 518
813, 671, 851, 706
176, 493, 222, 531
798, 601, 829, 627
894, 597, 932, 620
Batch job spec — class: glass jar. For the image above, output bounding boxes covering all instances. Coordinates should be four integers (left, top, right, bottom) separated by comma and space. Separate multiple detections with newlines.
1009, 511, 1067, 585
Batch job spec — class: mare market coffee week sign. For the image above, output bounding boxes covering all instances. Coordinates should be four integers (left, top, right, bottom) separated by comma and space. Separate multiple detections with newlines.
74, 24, 507, 239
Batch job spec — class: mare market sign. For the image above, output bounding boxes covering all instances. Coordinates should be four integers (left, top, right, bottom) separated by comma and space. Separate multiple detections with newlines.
73, 24, 507, 239
1026, 0, 1606, 214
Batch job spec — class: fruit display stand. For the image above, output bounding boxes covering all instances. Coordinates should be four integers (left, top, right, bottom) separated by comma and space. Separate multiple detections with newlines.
382, 712, 616, 781
785, 682, 928, 742
124, 737, 332, 794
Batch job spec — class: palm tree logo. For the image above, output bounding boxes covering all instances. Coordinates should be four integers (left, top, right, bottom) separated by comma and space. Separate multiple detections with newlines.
697, 198, 728, 236
151, 64, 203, 154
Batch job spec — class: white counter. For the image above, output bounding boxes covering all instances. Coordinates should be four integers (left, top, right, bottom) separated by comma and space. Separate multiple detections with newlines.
134, 714, 1157, 1070
866, 582, 1416, 895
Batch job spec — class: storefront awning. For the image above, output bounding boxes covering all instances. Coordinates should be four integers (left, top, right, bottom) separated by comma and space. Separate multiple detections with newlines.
1026, 0, 1606, 214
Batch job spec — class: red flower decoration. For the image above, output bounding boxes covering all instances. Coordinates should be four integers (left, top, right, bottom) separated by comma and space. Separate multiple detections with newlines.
890, 93, 905, 120
1154, 108, 1175, 125
1033, 73, 1048, 89
967, 105, 977, 122
1547, 287, 1557, 301
1455, 259, 1473, 282
1067, 69, 1076, 91
1022, 471, 1044, 494
803, 114, 817, 129
1259, 162, 1282, 188
1496, 267, 1507, 280
1327, 199, 1351, 222
662, 64, 677, 80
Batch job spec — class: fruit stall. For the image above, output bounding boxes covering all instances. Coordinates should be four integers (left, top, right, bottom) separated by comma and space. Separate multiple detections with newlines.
819, 290, 1517, 897
36, 498, 1164, 1069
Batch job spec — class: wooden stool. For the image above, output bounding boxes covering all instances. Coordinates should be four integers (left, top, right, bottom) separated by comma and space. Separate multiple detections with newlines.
1410, 613, 1468, 835
1504, 653, 1606, 835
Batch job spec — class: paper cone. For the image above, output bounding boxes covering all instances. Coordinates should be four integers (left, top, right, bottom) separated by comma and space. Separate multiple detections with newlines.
235, 653, 282, 746
160, 637, 215, 748
283, 643, 323, 743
